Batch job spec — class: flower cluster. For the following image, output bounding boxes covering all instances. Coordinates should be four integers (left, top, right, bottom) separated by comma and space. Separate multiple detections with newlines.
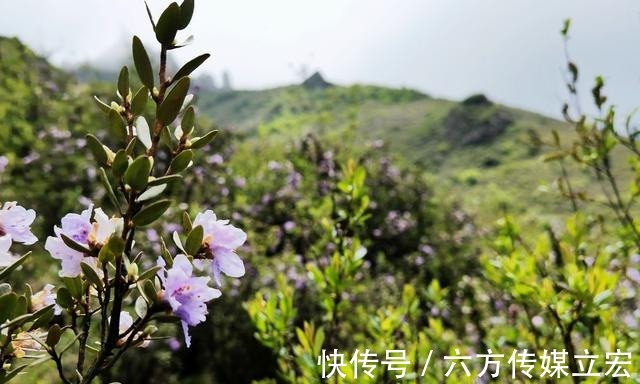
156, 210, 247, 347
44, 205, 122, 277
157, 255, 221, 347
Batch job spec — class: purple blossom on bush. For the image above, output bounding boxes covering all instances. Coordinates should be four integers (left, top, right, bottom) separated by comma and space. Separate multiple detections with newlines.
45, 206, 122, 277
192, 210, 247, 286
0, 235, 16, 267
31, 284, 62, 315
0, 202, 37, 245
157, 255, 221, 347
0, 156, 8, 173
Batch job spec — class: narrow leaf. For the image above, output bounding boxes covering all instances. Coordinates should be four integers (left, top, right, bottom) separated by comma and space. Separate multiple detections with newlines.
81, 263, 103, 290
185, 225, 203, 255
86, 134, 109, 166
174, 54, 210, 82
158, 77, 190, 125
135, 116, 153, 149
155, 2, 180, 45
132, 36, 154, 89
124, 156, 152, 191
117, 66, 130, 100
132, 200, 172, 226
131, 86, 149, 115
189, 130, 218, 149
136, 184, 167, 202
177, 0, 194, 30
168, 149, 193, 173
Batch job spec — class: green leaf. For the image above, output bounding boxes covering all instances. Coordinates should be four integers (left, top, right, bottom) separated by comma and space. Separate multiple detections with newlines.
180, 106, 195, 136
158, 77, 190, 125
63, 277, 83, 300
136, 184, 167, 202
124, 155, 152, 190
137, 280, 158, 304
86, 134, 110, 166
99, 236, 125, 263
132, 200, 171, 226
118, 66, 130, 99
0, 293, 18, 323
138, 265, 162, 282
61, 234, 91, 254
182, 211, 193, 232
29, 305, 55, 331
177, 0, 194, 30
144, 1, 156, 28
174, 54, 210, 82
0, 252, 31, 280
81, 263, 104, 291
131, 86, 149, 115
160, 125, 175, 149
112, 150, 129, 179
46, 324, 62, 347
185, 225, 204, 255
56, 288, 74, 310
125, 137, 138, 155
99, 167, 120, 210
168, 149, 193, 173
155, 2, 181, 45
109, 108, 127, 141
0, 313, 32, 331
12, 295, 28, 318
135, 296, 148, 318
593, 290, 612, 306
148, 174, 182, 187
135, 116, 152, 149
132, 36, 154, 89
189, 130, 218, 149
93, 96, 111, 114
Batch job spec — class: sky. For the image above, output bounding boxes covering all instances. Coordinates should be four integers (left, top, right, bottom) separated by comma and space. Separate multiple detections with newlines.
1, 0, 639, 118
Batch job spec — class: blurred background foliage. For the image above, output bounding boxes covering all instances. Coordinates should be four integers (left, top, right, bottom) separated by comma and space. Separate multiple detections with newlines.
0, 24, 638, 383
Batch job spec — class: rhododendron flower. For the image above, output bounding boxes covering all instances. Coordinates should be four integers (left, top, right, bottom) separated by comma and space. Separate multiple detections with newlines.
192, 210, 247, 286
11, 331, 45, 359
31, 284, 62, 315
0, 202, 37, 245
157, 254, 221, 347
45, 206, 121, 277
0, 235, 16, 267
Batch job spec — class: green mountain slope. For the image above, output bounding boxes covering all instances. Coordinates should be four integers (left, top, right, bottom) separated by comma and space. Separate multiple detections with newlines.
196, 77, 606, 224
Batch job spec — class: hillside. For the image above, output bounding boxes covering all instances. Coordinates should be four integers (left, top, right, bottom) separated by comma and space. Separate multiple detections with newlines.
196, 75, 605, 224
0, 36, 622, 226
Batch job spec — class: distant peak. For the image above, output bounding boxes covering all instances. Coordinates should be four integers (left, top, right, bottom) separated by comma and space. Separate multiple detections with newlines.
302, 71, 333, 89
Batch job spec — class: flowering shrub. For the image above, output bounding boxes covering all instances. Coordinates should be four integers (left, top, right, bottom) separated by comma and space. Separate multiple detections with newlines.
0, 1, 248, 382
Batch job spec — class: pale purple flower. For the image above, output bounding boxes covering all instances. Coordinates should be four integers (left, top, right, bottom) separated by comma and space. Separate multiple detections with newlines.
45, 206, 121, 277
627, 268, 640, 284
31, 284, 62, 315
192, 210, 247, 286
0, 202, 37, 245
157, 255, 221, 347
167, 337, 181, 351
0, 235, 17, 267
0, 156, 8, 173
283, 221, 296, 233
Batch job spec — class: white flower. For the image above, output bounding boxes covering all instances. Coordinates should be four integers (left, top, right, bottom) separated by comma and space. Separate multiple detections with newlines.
88, 208, 123, 246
